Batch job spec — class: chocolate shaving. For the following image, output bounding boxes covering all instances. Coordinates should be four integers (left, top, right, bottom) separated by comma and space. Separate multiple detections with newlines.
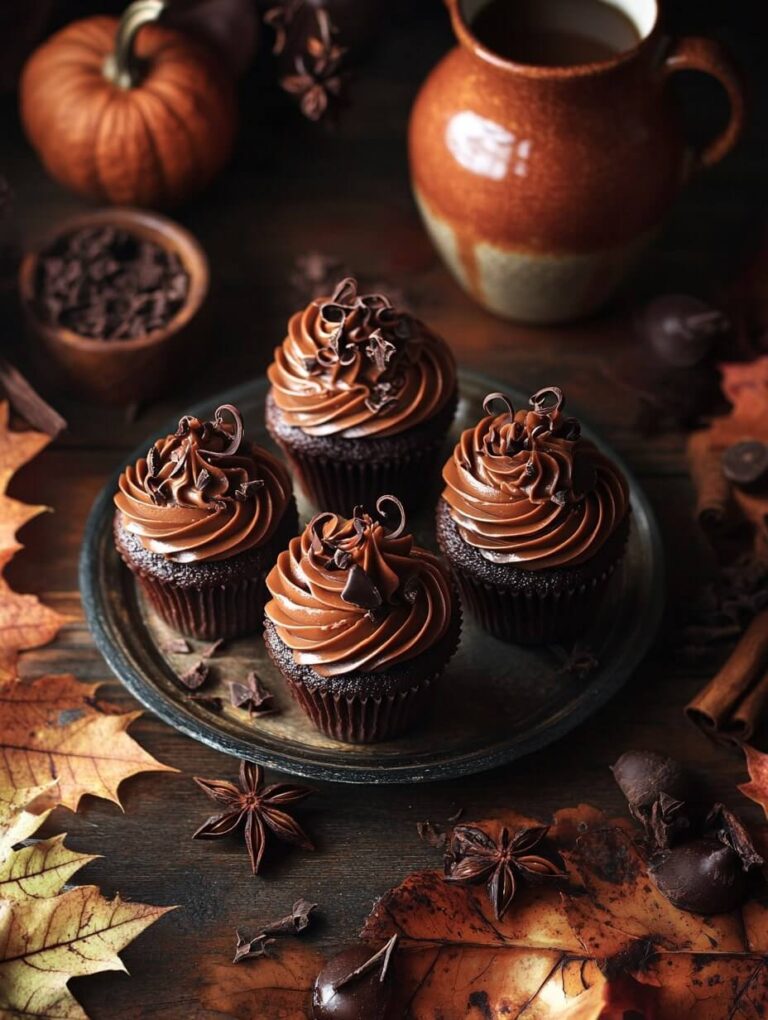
375, 494, 407, 538
341, 564, 383, 613
482, 392, 514, 418
162, 637, 191, 655
202, 638, 225, 659
230, 672, 274, 716
332, 934, 398, 991
146, 445, 161, 478
233, 898, 317, 963
649, 793, 691, 850
177, 660, 210, 691
417, 820, 447, 849
707, 803, 764, 870
365, 328, 397, 373
530, 386, 564, 415
234, 479, 265, 501
195, 468, 211, 491
232, 933, 276, 964
202, 404, 243, 459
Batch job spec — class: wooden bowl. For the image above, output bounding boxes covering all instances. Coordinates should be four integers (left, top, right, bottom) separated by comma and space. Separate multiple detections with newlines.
18, 208, 210, 405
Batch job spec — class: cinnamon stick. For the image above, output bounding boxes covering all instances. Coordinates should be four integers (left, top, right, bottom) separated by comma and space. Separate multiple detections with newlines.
686, 610, 768, 741
730, 668, 768, 741
0, 356, 66, 437
686, 429, 731, 532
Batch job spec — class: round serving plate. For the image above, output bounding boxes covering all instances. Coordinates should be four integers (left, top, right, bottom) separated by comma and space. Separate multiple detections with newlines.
80, 370, 664, 784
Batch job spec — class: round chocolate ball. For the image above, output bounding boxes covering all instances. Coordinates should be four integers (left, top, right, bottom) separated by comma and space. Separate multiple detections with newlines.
638, 295, 729, 368
722, 440, 768, 490
650, 838, 746, 915
611, 751, 693, 816
313, 946, 393, 1020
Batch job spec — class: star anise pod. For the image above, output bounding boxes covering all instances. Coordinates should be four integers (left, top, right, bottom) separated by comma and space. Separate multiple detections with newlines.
444, 824, 565, 919
280, 8, 346, 121
193, 760, 314, 874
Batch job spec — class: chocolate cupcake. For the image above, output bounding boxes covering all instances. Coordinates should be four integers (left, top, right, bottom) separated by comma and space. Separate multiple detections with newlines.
266, 277, 457, 515
437, 388, 630, 644
264, 495, 460, 743
114, 404, 297, 640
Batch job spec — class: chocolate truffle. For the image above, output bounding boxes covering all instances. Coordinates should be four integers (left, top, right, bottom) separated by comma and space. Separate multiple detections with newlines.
610, 750, 694, 820
650, 839, 746, 915
313, 945, 394, 1020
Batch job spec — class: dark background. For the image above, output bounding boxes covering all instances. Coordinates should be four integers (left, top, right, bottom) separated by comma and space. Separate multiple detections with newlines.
1, 1, 767, 1017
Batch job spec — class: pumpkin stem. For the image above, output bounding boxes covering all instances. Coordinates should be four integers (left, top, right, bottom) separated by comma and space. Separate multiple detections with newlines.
104, 0, 166, 89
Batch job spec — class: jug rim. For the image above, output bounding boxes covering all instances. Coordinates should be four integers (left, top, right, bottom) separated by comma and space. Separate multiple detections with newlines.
446, 0, 662, 78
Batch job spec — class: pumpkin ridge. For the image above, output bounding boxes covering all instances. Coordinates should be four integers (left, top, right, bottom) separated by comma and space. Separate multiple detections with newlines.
135, 88, 201, 190
135, 100, 170, 207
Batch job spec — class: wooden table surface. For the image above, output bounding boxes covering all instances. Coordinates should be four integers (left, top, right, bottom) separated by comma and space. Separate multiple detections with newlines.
1, 2, 766, 1016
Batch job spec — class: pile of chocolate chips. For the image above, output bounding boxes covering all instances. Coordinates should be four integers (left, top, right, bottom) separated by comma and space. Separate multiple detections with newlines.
34, 226, 189, 340
611, 750, 764, 914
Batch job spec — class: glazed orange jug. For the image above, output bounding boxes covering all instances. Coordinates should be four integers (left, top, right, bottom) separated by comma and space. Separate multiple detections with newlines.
409, 0, 744, 323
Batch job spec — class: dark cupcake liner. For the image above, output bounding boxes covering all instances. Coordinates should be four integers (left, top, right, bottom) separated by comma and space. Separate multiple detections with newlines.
452, 558, 623, 645
277, 443, 446, 517
279, 669, 436, 744
130, 570, 268, 641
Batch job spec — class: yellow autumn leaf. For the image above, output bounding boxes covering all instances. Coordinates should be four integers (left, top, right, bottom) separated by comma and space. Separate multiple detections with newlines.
0, 675, 178, 810
0, 783, 57, 861
0, 886, 176, 1019
0, 834, 99, 902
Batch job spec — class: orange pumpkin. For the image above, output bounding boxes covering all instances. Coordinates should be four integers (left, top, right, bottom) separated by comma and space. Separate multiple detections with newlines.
20, 0, 238, 209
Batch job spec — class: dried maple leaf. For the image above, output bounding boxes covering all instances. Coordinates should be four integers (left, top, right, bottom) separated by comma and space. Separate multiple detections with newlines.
199, 944, 323, 1019
0, 782, 56, 860
0, 832, 99, 902
0, 401, 64, 679
0, 674, 177, 810
360, 804, 768, 1019
738, 743, 768, 816
0, 886, 176, 1018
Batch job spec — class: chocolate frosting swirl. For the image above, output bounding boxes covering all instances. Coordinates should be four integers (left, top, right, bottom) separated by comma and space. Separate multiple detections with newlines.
115, 405, 293, 563
265, 496, 453, 676
442, 389, 629, 568
267, 277, 457, 437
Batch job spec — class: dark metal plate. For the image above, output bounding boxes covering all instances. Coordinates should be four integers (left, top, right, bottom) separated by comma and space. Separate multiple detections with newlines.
79, 370, 664, 784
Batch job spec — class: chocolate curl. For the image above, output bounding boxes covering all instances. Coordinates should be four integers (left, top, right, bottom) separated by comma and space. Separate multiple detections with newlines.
686, 609, 768, 742
686, 429, 732, 533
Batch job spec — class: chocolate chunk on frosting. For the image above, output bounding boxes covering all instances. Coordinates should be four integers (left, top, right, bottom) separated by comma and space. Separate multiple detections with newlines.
265, 495, 453, 676
442, 389, 629, 569
114, 404, 292, 563
267, 277, 457, 438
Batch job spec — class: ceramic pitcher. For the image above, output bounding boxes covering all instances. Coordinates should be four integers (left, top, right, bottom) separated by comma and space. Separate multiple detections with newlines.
409, 0, 744, 323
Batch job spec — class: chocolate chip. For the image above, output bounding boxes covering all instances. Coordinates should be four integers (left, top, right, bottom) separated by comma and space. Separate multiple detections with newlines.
341, 564, 383, 612
33, 226, 190, 340
178, 659, 210, 691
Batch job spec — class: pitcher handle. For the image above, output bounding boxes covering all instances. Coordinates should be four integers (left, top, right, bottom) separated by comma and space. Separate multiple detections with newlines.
663, 36, 745, 169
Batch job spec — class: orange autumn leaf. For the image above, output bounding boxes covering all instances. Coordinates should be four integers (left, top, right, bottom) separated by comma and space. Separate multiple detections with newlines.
358, 804, 768, 1019
0, 674, 178, 811
738, 743, 768, 816
0, 400, 64, 679
198, 945, 324, 1020
0, 401, 50, 487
